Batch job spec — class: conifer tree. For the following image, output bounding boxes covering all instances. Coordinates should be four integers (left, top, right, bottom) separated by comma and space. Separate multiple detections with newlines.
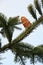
0, 0, 43, 65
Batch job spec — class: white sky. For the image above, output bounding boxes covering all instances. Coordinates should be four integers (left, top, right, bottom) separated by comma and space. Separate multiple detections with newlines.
0, 0, 43, 65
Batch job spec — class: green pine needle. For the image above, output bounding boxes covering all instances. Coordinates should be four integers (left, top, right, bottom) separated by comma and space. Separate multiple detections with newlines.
28, 4, 37, 20
8, 16, 20, 26
0, 13, 12, 43
41, 0, 43, 7
34, 0, 42, 15
14, 26, 22, 30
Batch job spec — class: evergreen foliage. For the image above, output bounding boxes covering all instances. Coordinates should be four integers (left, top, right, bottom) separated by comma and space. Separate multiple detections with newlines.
0, 0, 43, 65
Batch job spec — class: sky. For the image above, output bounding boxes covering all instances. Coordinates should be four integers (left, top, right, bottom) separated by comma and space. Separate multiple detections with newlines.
0, 0, 43, 65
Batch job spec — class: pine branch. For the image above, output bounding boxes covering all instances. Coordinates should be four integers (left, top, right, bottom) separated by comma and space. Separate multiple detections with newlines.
0, 41, 43, 64
12, 16, 43, 45
0, 13, 12, 43
0, 0, 43, 64
0, 16, 43, 52
0, 16, 43, 64
0, 42, 33, 55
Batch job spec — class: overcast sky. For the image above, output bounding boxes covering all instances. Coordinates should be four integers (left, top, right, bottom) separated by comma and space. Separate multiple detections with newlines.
0, 0, 43, 65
